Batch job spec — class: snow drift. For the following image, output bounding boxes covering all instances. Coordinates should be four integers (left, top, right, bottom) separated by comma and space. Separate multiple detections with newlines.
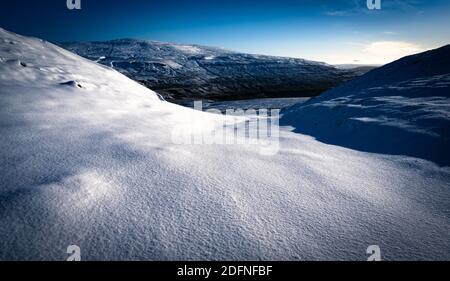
1, 28, 449, 261
282, 45, 450, 166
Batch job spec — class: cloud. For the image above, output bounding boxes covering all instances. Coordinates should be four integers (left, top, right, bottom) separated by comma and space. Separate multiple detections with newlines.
307, 41, 426, 65
383, 0, 424, 13
325, 10, 350, 16
383, 31, 399, 35
365, 41, 424, 62
325, 0, 426, 17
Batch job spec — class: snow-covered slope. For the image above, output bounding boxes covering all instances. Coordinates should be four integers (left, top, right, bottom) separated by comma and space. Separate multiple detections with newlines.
282, 45, 450, 166
60, 39, 356, 103
1, 28, 450, 261
334, 64, 379, 76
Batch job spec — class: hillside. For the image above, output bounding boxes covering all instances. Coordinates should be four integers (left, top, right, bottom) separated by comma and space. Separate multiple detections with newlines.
282, 45, 450, 166
60, 39, 356, 103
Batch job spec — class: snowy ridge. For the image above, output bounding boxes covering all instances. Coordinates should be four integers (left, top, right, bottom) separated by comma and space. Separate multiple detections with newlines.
1, 28, 450, 261
282, 45, 450, 166
60, 39, 356, 102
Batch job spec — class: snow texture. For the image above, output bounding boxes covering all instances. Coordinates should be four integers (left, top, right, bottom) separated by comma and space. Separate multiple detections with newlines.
282, 45, 450, 166
0, 28, 449, 261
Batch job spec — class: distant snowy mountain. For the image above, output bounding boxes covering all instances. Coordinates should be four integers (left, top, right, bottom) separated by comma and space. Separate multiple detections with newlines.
282, 45, 450, 166
60, 39, 356, 103
334, 64, 379, 76
1, 28, 449, 261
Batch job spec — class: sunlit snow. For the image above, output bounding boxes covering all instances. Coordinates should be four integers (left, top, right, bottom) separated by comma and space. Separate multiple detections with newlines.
0, 28, 449, 261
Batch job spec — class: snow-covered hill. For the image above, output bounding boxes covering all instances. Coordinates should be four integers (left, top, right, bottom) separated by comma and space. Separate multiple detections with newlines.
60, 39, 356, 103
282, 45, 450, 166
1, 28, 449, 261
334, 64, 379, 76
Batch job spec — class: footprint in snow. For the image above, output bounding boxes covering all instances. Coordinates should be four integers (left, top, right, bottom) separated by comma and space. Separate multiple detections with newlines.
60, 80, 83, 89
4, 59, 27, 67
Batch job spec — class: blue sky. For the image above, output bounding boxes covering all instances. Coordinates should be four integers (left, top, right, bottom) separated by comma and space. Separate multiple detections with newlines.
1, 0, 449, 64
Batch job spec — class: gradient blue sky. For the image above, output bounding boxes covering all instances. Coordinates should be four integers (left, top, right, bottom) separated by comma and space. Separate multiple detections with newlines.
1, 0, 449, 64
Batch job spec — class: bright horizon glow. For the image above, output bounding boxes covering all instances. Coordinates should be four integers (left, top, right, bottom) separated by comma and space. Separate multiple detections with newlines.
286, 41, 427, 65
0, 0, 449, 65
